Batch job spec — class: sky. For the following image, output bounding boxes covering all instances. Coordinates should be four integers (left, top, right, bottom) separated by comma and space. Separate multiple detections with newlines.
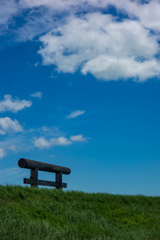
0, 0, 160, 196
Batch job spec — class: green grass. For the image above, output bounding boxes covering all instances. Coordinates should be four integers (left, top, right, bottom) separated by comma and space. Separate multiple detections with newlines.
0, 185, 160, 240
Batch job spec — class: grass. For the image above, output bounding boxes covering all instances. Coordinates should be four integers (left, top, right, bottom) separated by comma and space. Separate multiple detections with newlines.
0, 185, 160, 240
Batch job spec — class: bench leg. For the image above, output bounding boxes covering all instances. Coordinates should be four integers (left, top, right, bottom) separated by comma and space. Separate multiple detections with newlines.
30, 168, 38, 187
56, 171, 62, 189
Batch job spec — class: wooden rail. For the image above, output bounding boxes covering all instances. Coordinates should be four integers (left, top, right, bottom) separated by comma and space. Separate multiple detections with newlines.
18, 158, 71, 189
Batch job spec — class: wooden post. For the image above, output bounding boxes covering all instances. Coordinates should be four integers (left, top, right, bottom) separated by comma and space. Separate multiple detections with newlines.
30, 167, 38, 187
56, 171, 62, 189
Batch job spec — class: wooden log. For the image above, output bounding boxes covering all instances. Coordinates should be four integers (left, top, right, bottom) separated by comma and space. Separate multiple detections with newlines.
18, 158, 71, 175
24, 178, 67, 188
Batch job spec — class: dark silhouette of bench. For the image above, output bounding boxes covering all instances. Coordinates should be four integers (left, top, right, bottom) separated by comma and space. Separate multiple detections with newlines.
18, 158, 71, 189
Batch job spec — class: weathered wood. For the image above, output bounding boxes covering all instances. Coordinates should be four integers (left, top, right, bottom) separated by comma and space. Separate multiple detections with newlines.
24, 178, 67, 188
31, 168, 38, 187
19, 158, 70, 189
18, 158, 71, 174
56, 171, 62, 189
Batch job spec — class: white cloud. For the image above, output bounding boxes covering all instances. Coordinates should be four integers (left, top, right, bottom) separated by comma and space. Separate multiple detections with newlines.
42, 126, 50, 131
0, 133, 33, 157
38, 13, 160, 82
9, 144, 17, 152
30, 92, 43, 98
16, 0, 160, 39
0, 129, 6, 135
82, 57, 160, 82
0, 95, 32, 113
28, 126, 61, 136
70, 134, 88, 142
66, 110, 85, 119
33, 136, 72, 149
0, 0, 18, 34
0, 148, 5, 159
0, 167, 20, 178
0, 125, 67, 158
33, 137, 51, 149
34, 62, 39, 67
0, 167, 28, 180
2, 0, 160, 40
18, 0, 149, 15
0, 117, 23, 135
54, 137, 72, 146
14, 8, 58, 41
116, 0, 160, 32
33, 133, 90, 149
1, 0, 160, 82
19, 0, 104, 10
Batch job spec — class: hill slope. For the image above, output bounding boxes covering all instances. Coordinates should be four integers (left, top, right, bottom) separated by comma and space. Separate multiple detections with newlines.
0, 185, 160, 240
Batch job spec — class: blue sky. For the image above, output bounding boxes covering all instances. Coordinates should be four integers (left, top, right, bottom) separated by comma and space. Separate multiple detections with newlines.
0, 0, 160, 196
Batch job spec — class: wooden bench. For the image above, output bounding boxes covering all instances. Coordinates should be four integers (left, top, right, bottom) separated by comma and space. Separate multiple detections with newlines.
18, 158, 71, 189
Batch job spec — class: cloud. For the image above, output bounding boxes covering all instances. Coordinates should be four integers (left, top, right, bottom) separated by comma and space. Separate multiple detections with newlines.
42, 126, 50, 131
33, 136, 72, 149
0, 148, 5, 159
9, 144, 17, 152
0, 0, 18, 34
0, 134, 33, 158
1, 0, 160, 82
0, 117, 23, 135
0, 130, 6, 135
28, 126, 61, 136
30, 92, 43, 98
17, 0, 160, 36
18, 0, 107, 11
0, 95, 32, 113
33, 137, 50, 149
38, 12, 160, 82
66, 110, 85, 119
0, 119, 90, 156
18, 0, 156, 18
116, 0, 160, 32
54, 137, 72, 146
2, 0, 160, 40
33, 134, 89, 149
34, 62, 39, 67
82, 57, 160, 82
70, 134, 88, 142
0, 167, 28, 180
0, 167, 20, 179
14, 8, 58, 41
0, 125, 66, 158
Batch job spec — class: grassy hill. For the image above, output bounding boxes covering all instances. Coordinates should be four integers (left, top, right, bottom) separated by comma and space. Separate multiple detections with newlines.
0, 185, 160, 240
